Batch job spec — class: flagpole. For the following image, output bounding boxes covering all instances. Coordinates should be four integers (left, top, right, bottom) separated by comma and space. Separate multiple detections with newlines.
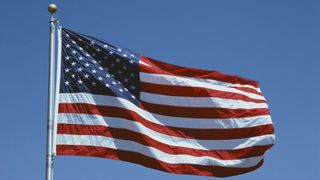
46, 4, 58, 180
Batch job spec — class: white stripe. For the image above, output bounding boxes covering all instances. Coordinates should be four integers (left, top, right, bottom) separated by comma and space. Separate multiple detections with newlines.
59, 93, 273, 129
57, 134, 264, 168
58, 113, 274, 150
140, 60, 261, 92
141, 92, 268, 109
140, 72, 265, 101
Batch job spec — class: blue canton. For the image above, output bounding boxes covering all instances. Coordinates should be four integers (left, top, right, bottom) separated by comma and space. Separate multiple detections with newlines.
60, 28, 140, 105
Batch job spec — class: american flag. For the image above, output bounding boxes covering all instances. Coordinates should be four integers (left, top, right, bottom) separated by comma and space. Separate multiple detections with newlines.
56, 28, 275, 177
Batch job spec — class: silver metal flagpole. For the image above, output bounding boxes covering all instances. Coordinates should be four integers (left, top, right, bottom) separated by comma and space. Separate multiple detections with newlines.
52, 25, 62, 158
46, 4, 58, 180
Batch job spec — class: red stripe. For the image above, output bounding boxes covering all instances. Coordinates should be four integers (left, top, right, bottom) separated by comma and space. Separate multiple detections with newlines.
59, 103, 273, 139
141, 82, 266, 103
57, 145, 264, 177
140, 101, 269, 118
57, 123, 273, 160
140, 56, 259, 88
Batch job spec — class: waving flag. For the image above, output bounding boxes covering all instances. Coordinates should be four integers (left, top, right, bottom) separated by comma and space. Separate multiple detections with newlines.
55, 28, 275, 177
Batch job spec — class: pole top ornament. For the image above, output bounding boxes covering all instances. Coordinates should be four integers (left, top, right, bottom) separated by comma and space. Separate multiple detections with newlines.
48, 4, 58, 14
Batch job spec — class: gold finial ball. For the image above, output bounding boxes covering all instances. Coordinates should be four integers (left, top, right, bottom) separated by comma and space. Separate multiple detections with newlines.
48, 4, 58, 14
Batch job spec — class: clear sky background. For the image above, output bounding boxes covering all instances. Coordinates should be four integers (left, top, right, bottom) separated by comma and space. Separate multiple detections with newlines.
0, 0, 319, 180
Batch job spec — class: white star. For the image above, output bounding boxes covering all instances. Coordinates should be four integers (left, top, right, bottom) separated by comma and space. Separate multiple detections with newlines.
97, 48, 101, 52
71, 74, 76, 78
123, 66, 127, 70
119, 88, 123, 92
79, 57, 83, 60
109, 51, 114, 55
124, 78, 128, 82
65, 34, 70, 37
92, 53, 96, 57
84, 74, 89, 79
72, 50, 76, 54
129, 60, 134, 64
79, 47, 84, 51
131, 85, 135, 90
112, 81, 116, 85
123, 54, 127, 57
78, 68, 82, 72
92, 60, 97, 64
116, 58, 120, 62
92, 69, 97, 73
104, 44, 108, 48
106, 74, 110, 78
92, 81, 96, 86
117, 48, 122, 52
130, 54, 135, 57
78, 80, 83, 84
105, 83, 110, 87
64, 81, 70, 85
98, 77, 103, 80
124, 88, 128, 91
78, 38, 82, 41
71, 62, 76, 66
65, 56, 70, 60
85, 53, 90, 57
99, 67, 103, 70
130, 73, 134, 77
85, 63, 90, 67
131, 95, 136, 99
65, 68, 70, 72
66, 44, 70, 48
72, 40, 76, 44
90, 41, 95, 45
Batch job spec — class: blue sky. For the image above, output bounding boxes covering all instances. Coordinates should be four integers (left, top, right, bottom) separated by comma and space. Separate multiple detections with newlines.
0, 0, 319, 179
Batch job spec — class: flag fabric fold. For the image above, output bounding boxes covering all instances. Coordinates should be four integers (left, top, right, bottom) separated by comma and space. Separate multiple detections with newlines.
56, 28, 275, 177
